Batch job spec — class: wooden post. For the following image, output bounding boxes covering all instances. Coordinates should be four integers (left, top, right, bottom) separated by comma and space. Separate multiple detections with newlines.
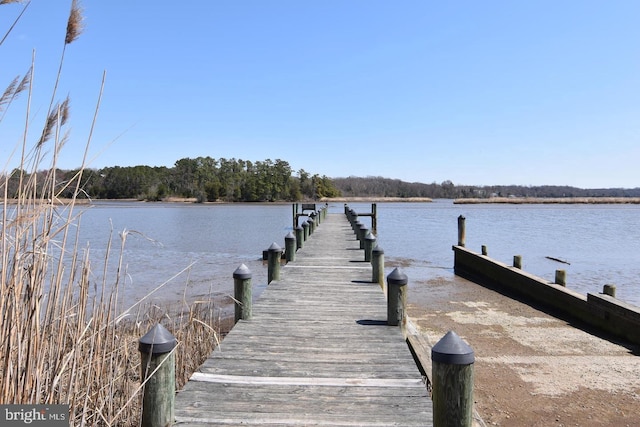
364, 232, 376, 262
372, 245, 385, 288
431, 331, 475, 427
233, 264, 252, 322
285, 232, 296, 262
302, 221, 310, 241
371, 203, 377, 235
358, 224, 368, 249
267, 242, 283, 284
292, 203, 298, 230
351, 219, 359, 237
457, 215, 466, 247
139, 323, 177, 427
555, 269, 566, 286
387, 268, 408, 327
603, 284, 616, 297
295, 225, 304, 250
513, 255, 522, 269
350, 213, 359, 231
307, 213, 313, 234
481, 245, 488, 256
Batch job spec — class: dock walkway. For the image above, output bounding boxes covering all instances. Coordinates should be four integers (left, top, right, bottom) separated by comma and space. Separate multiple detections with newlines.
174, 212, 431, 426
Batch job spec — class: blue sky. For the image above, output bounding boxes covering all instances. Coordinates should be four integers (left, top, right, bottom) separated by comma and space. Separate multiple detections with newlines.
1, 1, 639, 188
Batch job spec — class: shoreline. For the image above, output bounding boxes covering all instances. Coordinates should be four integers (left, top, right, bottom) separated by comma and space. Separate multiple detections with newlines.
320, 196, 433, 203
454, 196, 640, 204
5, 196, 640, 206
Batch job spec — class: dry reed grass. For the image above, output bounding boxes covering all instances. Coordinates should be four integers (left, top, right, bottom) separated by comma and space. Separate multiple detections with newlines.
1, 2, 221, 425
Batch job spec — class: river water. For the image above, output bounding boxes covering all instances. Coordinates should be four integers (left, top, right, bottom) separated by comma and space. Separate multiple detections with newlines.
67, 200, 640, 311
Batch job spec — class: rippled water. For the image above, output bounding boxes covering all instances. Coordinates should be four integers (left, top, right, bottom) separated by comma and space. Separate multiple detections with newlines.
352, 200, 640, 306
64, 200, 640, 308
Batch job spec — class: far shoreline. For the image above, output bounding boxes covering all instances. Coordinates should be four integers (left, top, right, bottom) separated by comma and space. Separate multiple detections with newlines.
5, 196, 640, 206
453, 197, 640, 204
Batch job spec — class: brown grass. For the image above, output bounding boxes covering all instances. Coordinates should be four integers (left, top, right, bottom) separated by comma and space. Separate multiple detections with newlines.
0, 104, 222, 427
1, 3, 222, 425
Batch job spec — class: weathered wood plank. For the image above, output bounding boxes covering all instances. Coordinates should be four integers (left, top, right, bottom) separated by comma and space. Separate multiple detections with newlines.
175, 212, 432, 426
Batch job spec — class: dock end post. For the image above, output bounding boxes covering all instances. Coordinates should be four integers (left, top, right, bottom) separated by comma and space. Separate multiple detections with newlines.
139, 323, 177, 427
431, 330, 475, 427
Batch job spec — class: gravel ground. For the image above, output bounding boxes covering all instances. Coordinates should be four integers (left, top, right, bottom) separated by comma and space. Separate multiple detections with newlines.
407, 274, 640, 427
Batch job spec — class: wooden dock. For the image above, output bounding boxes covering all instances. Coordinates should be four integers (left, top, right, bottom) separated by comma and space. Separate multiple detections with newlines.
174, 212, 432, 426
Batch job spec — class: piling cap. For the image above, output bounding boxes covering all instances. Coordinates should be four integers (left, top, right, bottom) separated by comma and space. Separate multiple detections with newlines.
139, 323, 177, 355
233, 263, 252, 280
387, 267, 408, 286
285, 231, 296, 241
268, 242, 282, 252
372, 245, 384, 254
431, 330, 475, 365
365, 232, 376, 241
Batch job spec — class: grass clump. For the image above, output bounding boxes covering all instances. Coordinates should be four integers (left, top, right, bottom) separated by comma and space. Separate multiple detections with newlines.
1, 2, 221, 424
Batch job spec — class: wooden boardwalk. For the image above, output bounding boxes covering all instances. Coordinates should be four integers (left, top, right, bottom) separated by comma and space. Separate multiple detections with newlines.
174, 212, 432, 426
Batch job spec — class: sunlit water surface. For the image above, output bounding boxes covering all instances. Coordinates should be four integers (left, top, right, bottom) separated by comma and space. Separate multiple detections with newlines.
57, 201, 640, 311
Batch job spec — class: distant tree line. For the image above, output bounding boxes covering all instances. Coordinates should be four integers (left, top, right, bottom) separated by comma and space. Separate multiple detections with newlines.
332, 176, 640, 199
4, 165, 638, 202
3, 157, 341, 202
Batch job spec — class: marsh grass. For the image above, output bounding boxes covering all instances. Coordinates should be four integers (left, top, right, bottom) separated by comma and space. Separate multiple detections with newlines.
1, 2, 221, 425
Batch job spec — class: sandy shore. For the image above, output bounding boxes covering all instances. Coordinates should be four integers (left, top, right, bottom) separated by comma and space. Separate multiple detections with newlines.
407, 273, 640, 426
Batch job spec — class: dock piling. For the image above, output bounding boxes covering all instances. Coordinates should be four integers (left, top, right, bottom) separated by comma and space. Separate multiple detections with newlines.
513, 255, 522, 269
267, 242, 283, 283
372, 245, 385, 288
603, 284, 616, 297
285, 232, 296, 262
364, 231, 376, 262
358, 223, 368, 249
233, 264, 252, 322
555, 269, 566, 286
302, 221, 310, 241
295, 225, 304, 250
457, 215, 466, 247
431, 330, 475, 427
387, 268, 408, 326
139, 323, 177, 427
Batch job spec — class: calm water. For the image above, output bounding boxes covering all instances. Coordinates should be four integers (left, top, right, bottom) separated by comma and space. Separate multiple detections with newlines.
67, 201, 640, 309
